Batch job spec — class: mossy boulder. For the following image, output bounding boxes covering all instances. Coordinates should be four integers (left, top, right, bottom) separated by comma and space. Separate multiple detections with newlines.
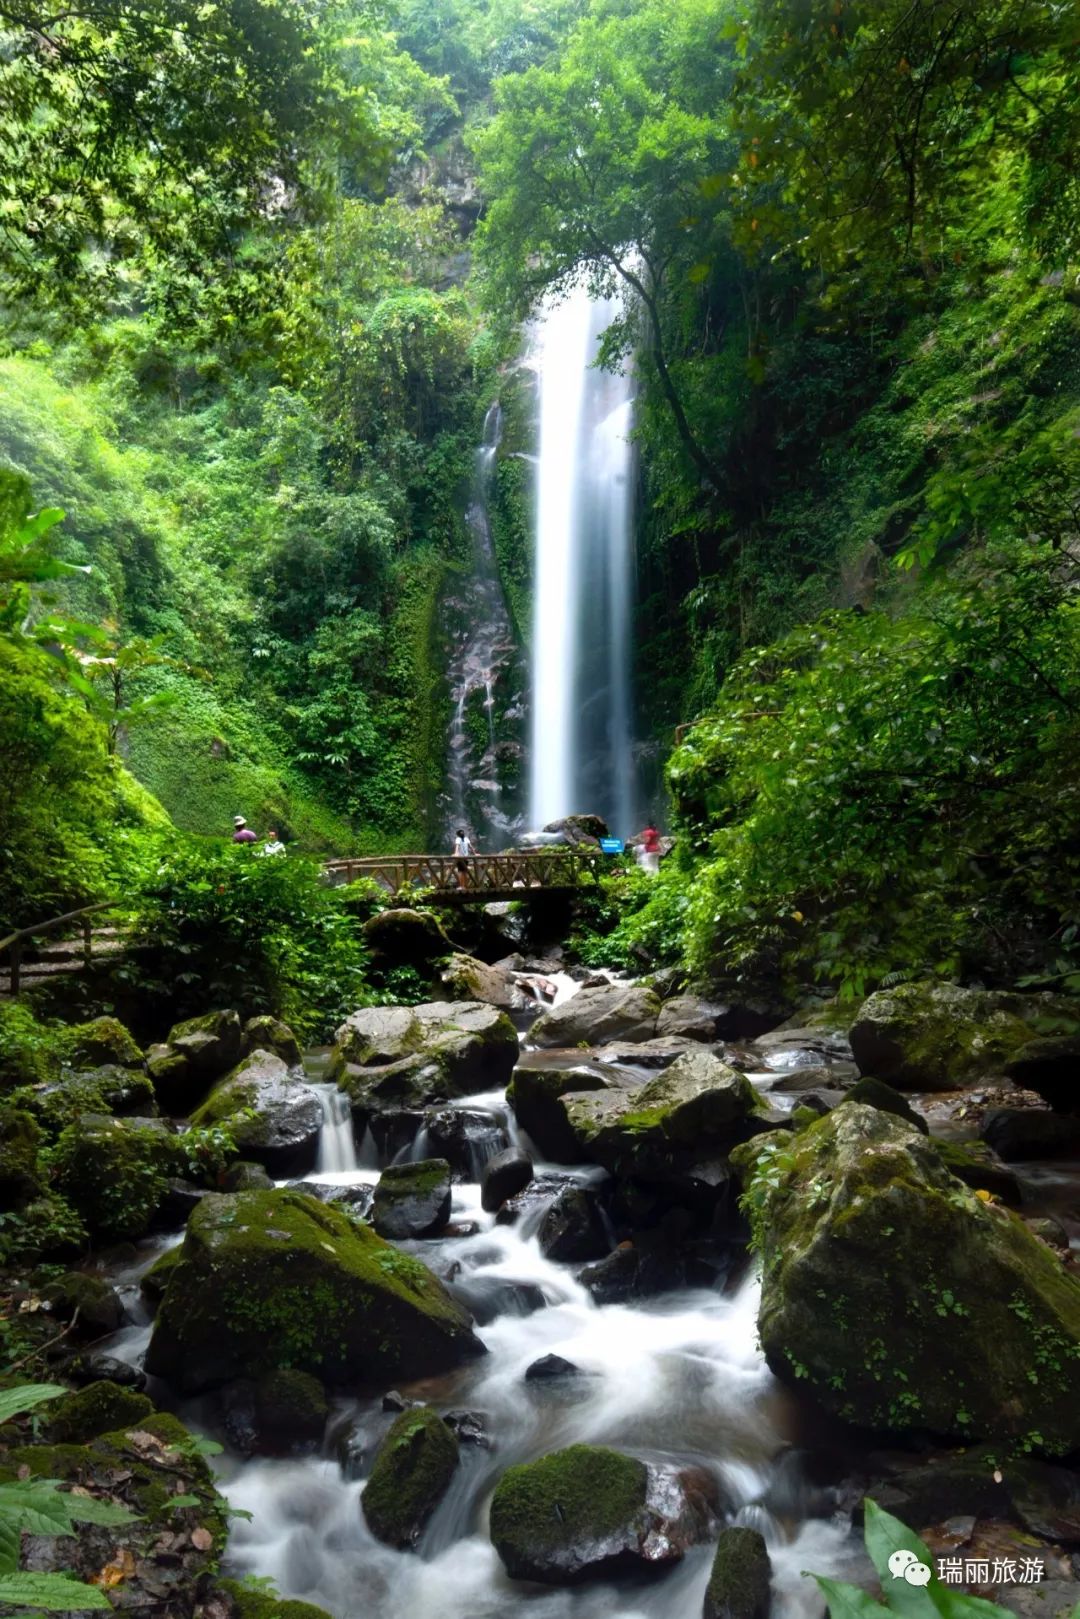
440, 953, 520, 1010
243, 1014, 302, 1066
43, 1380, 154, 1443
191, 1049, 321, 1177
0, 1105, 42, 1205
332, 1002, 519, 1114
703, 1526, 772, 1619
221, 1158, 275, 1191
22, 1063, 157, 1134
528, 983, 661, 1049
61, 1016, 144, 1070
932, 1139, 1021, 1203
361, 1405, 459, 1548
733, 1105, 1080, 1452
145, 1188, 485, 1394
0, 1192, 87, 1266
361, 907, 452, 971
563, 1049, 767, 1177
51, 1114, 181, 1240
489, 1444, 717, 1585
848, 984, 1038, 1090
980, 1108, 1080, 1162
217, 1577, 333, 1619
506, 1055, 613, 1162
153, 1008, 244, 1110
840, 1076, 928, 1133
371, 1158, 452, 1239
0, 1000, 62, 1089
8, 1411, 227, 1614
44, 1271, 126, 1335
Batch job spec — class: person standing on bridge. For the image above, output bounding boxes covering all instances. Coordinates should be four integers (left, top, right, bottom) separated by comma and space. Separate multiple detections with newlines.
453, 827, 476, 890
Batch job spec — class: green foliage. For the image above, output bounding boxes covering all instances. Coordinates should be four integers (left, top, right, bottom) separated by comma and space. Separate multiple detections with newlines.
0, 0, 417, 315
570, 863, 688, 971
129, 839, 369, 1038
812, 1499, 1007, 1617
669, 542, 1080, 997
0, 1383, 138, 1612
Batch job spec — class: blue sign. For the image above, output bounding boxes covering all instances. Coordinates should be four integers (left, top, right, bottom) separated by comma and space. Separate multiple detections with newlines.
599, 837, 625, 854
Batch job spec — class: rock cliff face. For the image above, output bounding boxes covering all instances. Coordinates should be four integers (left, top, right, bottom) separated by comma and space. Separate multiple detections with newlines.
733, 1104, 1080, 1453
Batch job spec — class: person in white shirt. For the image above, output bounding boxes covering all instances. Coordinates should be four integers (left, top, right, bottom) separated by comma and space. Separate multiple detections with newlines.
453, 827, 475, 890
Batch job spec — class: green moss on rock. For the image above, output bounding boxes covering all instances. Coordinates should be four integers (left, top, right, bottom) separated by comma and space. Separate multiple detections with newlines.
361, 1405, 459, 1548
0, 1106, 42, 1205
733, 1104, 1080, 1453
61, 1017, 144, 1070
217, 1578, 334, 1619
848, 983, 1035, 1090
489, 1445, 650, 1585
704, 1526, 771, 1619
145, 1188, 484, 1394
254, 1369, 328, 1449
141, 1243, 184, 1306
51, 1115, 181, 1240
44, 1381, 154, 1443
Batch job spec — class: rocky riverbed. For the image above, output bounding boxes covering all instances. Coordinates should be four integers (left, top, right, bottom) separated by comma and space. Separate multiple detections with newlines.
4, 968, 1080, 1619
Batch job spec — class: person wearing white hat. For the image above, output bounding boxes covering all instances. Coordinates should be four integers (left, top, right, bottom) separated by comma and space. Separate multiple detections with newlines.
232, 815, 257, 845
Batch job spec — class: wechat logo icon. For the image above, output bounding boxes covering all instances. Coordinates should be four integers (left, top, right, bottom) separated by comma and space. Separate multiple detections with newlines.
889, 1549, 932, 1586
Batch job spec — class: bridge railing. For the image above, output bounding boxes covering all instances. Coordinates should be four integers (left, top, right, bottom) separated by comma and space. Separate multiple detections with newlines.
0, 900, 126, 997
323, 848, 600, 898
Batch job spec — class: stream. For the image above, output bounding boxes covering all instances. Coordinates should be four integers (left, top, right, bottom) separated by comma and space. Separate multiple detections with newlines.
89, 975, 1080, 1619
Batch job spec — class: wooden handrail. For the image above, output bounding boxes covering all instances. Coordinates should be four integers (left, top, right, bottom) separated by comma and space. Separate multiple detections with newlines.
0, 900, 117, 957
0, 901, 120, 998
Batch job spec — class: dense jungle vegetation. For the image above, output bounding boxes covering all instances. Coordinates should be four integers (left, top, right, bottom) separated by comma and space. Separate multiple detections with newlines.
2, 0, 1079, 1017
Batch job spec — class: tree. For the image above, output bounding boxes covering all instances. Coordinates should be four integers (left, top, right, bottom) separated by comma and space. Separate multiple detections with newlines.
0, 0, 416, 312
729, 0, 1080, 271
473, 0, 740, 493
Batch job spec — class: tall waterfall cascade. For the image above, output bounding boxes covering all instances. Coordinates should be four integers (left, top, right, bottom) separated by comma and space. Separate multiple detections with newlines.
440, 401, 526, 846
529, 284, 639, 836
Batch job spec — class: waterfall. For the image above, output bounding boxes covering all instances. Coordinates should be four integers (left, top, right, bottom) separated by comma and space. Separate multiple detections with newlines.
441, 401, 526, 846
314, 1084, 359, 1176
528, 284, 638, 836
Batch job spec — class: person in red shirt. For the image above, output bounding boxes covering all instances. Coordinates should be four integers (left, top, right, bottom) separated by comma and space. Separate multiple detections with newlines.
232, 815, 257, 844
641, 822, 662, 874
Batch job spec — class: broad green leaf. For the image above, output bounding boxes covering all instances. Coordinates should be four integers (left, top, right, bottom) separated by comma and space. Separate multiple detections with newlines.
0, 1385, 66, 1426
0, 1513, 19, 1576
0, 1482, 74, 1537
169, 1495, 200, 1509
60, 1493, 139, 1528
0, 1571, 112, 1611
863, 1501, 1001, 1618
813, 1574, 893, 1618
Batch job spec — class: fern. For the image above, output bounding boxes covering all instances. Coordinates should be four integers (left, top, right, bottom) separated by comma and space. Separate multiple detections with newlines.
0, 1382, 141, 1610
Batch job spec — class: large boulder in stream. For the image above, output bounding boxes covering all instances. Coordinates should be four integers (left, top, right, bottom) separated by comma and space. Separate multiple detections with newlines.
528, 982, 661, 1049
489, 1443, 718, 1585
1004, 1035, 1080, 1113
563, 1049, 768, 1176
440, 952, 521, 1010
848, 983, 1080, 1091
362, 907, 452, 971
507, 1054, 615, 1162
61, 1015, 144, 1070
191, 1049, 321, 1177
145, 1189, 485, 1394
150, 1008, 244, 1110
361, 1405, 460, 1549
371, 1158, 452, 1238
732, 1104, 1080, 1452
704, 1526, 772, 1619
330, 1002, 519, 1117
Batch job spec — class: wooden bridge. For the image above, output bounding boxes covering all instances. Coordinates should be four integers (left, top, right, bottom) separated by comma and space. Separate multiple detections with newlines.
323, 847, 600, 903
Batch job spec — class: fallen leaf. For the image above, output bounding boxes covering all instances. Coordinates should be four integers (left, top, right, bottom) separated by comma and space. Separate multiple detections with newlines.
190, 1527, 214, 1552
91, 1548, 137, 1588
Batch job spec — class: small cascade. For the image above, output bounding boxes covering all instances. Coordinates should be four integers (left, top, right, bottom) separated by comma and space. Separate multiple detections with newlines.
314, 1084, 359, 1177
528, 284, 640, 836
440, 402, 526, 846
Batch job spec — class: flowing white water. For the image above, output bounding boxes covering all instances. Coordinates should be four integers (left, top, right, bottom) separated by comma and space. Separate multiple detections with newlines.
528, 285, 639, 836
442, 401, 526, 846
314, 1083, 360, 1177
